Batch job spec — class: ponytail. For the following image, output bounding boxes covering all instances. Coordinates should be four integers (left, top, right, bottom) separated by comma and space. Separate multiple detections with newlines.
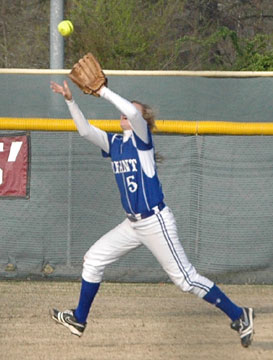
132, 100, 164, 163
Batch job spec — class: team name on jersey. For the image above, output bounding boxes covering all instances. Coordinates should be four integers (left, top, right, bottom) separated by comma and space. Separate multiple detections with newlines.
111, 159, 137, 174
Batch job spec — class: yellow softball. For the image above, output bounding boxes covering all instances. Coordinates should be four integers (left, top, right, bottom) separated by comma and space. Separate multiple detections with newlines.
57, 20, 74, 37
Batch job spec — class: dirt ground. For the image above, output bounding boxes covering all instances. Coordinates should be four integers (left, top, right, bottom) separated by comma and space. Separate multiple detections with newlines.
0, 281, 273, 360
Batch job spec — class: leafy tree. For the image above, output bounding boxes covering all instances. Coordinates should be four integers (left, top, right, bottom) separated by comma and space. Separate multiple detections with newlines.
65, 0, 187, 70
178, 27, 273, 70
0, 0, 49, 68
233, 34, 273, 71
0, 0, 272, 70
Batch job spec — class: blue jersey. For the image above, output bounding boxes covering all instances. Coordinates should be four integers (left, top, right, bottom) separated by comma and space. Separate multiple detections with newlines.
102, 128, 164, 215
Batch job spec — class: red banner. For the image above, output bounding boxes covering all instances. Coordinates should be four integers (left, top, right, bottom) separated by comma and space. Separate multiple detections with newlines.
0, 134, 30, 198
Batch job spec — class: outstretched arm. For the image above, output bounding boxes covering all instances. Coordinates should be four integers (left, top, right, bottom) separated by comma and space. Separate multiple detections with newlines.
50, 81, 109, 152
98, 86, 149, 144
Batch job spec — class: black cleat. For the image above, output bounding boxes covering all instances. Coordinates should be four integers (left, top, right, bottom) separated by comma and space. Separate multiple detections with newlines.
50, 308, 86, 337
230, 307, 255, 347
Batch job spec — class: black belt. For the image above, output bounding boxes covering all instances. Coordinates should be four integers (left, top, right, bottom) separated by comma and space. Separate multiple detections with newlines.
127, 202, 165, 222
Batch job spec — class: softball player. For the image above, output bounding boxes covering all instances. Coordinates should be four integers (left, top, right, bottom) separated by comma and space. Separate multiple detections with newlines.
50, 80, 254, 347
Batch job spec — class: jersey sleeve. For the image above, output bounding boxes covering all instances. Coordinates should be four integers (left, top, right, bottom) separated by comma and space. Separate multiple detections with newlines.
100, 87, 149, 144
101, 133, 115, 158
133, 127, 153, 151
65, 99, 109, 153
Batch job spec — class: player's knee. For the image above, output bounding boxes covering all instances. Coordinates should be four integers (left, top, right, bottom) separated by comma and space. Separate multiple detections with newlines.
177, 280, 206, 297
178, 280, 194, 293
82, 255, 104, 283
82, 262, 103, 283
173, 275, 208, 298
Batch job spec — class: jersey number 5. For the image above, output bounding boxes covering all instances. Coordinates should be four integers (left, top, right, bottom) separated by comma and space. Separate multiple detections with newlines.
126, 175, 138, 193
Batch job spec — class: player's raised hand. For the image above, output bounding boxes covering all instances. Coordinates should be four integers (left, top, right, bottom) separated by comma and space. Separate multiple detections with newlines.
50, 80, 72, 101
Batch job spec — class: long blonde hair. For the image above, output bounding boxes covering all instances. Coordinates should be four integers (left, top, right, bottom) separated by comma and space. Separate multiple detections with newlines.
132, 100, 164, 163
131, 100, 157, 132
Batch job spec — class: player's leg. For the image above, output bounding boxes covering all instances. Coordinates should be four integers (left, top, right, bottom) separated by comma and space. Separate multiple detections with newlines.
136, 207, 213, 296
82, 218, 141, 282
75, 218, 141, 322
51, 218, 141, 336
137, 206, 254, 347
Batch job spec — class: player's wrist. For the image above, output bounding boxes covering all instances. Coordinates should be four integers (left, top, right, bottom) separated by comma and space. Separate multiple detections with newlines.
65, 97, 74, 104
97, 86, 106, 97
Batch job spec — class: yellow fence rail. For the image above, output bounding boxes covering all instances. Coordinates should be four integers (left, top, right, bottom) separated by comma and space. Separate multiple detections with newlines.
1, 117, 273, 135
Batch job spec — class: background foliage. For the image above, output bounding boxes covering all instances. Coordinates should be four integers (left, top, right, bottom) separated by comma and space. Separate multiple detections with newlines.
0, 0, 272, 70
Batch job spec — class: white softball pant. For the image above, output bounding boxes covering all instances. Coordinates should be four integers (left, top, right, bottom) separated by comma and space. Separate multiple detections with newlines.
82, 206, 213, 298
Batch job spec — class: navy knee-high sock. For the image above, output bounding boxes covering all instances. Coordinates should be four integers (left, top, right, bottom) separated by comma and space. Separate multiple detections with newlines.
203, 284, 243, 321
74, 278, 100, 324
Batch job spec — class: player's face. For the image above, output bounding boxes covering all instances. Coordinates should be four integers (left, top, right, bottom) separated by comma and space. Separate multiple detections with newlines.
120, 114, 132, 130
120, 102, 143, 131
